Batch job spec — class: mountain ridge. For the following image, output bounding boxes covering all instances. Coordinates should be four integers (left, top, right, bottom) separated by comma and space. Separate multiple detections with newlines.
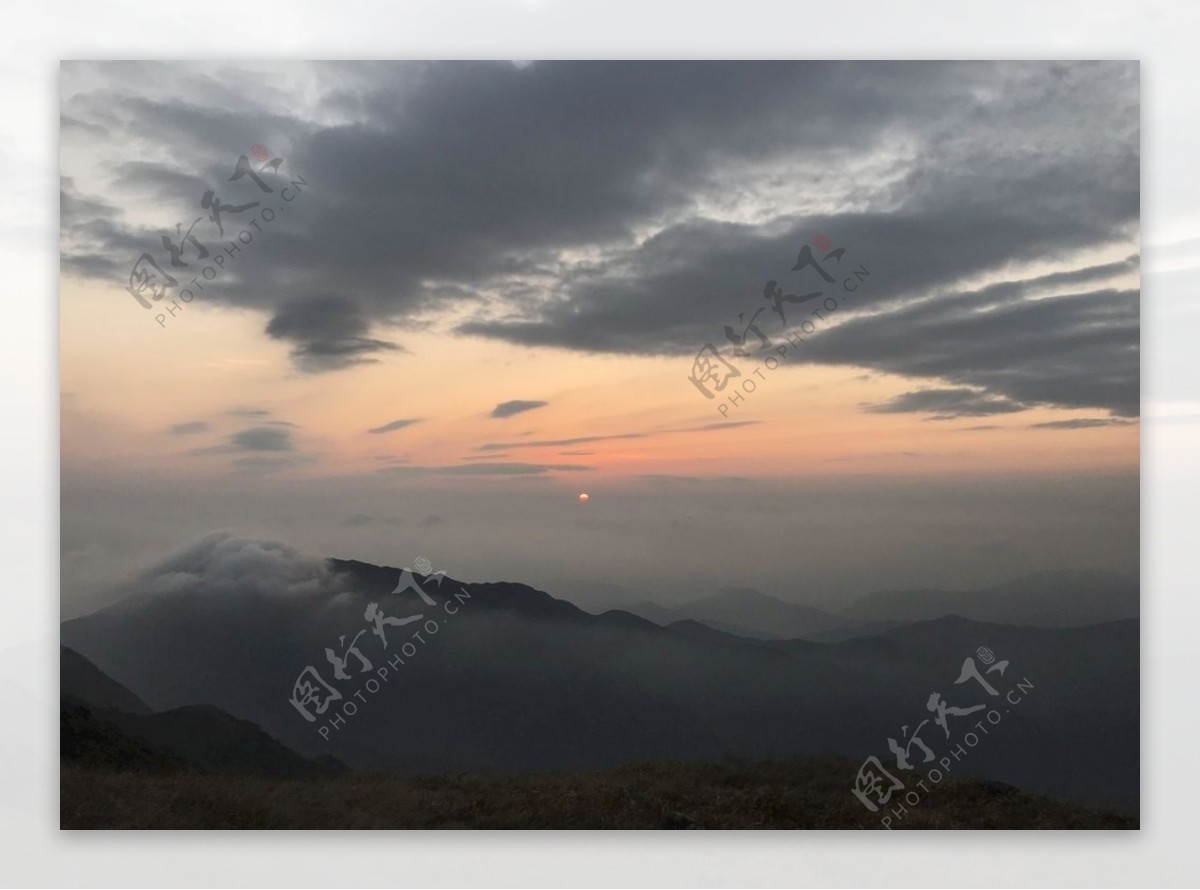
623, 569, 1138, 640
61, 646, 343, 779
61, 550, 1139, 813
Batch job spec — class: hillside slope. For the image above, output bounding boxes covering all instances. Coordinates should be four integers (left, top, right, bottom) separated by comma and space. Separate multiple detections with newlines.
60, 755, 1135, 830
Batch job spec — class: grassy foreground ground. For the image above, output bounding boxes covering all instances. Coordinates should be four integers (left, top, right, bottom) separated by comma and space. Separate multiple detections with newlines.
60, 756, 1136, 829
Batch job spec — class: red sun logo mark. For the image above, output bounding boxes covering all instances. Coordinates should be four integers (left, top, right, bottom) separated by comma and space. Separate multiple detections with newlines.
812, 234, 833, 253
250, 144, 270, 162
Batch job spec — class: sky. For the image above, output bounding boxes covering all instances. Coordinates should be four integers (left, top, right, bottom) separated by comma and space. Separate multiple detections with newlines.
59, 61, 1140, 617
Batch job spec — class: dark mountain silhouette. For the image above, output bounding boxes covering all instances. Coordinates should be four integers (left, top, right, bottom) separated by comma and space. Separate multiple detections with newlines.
664, 618, 774, 646
60, 647, 342, 778
627, 570, 1138, 641
840, 569, 1138, 626
61, 700, 187, 772
61, 645, 151, 714
802, 618, 907, 643
98, 705, 346, 778
625, 587, 851, 639
61, 557, 1139, 812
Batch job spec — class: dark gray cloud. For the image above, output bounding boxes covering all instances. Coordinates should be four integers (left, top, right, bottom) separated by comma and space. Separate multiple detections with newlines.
227, 407, 270, 418
476, 419, 760, 452
265, 295, 401, 372
229, 426, 293, 452
1029, 418, 1137, 430
440, 463, 591, 476
862, 388, 1028, 419
478, 432, 647, 452
191, 425, 297, 459
379, 462, 592, 476
490, 399, 548, 418
169, 421, 208, 435
801, 274, 1139, 417
114, 161, 211, 202
62, 61, 1138, 414
823, 451, 929, 462
677, 420, 762, 432
367, 418, 422, 434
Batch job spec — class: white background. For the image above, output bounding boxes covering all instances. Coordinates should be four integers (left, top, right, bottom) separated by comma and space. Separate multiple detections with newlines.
2, 1, 1196, 886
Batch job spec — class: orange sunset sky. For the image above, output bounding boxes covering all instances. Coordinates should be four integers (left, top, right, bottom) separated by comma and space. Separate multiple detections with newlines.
59, 61, 1140, 617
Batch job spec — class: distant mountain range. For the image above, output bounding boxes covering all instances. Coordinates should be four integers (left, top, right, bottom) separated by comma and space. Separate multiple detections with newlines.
840, 569, 1139, 626
61, 557, 1139, 813
625, 587, 853, 640
622, 570, 1138, 640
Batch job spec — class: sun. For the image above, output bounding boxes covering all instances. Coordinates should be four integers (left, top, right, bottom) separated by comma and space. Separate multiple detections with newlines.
577, 492, 590, 503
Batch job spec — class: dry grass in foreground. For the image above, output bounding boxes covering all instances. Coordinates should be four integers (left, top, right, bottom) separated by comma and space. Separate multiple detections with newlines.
61, 756, 1136, 830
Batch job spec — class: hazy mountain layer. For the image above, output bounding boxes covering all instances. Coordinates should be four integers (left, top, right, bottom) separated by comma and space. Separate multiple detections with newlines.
60, 542, 1139, 812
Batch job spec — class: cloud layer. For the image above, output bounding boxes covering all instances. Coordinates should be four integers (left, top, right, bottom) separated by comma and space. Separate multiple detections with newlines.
61, 61, 1139, 414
